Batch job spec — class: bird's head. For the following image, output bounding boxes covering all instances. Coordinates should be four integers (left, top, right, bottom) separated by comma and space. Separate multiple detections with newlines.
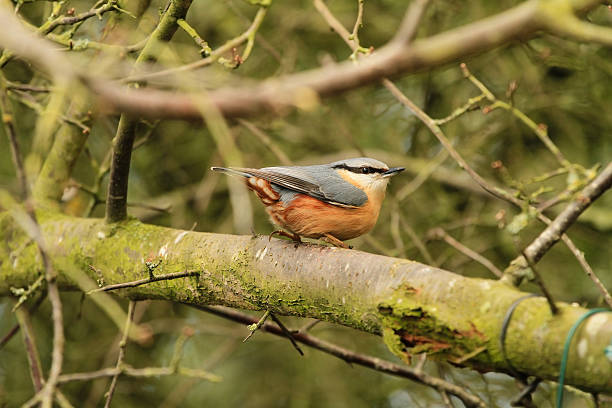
330, 157, 405, 201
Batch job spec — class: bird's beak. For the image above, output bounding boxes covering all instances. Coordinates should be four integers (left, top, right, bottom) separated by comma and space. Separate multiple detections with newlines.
382, 167, 405, 178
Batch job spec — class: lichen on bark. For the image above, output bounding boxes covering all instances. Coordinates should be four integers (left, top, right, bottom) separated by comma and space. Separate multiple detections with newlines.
1, 211, 611, 393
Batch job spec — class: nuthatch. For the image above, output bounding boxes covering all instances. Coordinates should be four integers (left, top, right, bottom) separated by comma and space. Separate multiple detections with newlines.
212, 158, 404, 248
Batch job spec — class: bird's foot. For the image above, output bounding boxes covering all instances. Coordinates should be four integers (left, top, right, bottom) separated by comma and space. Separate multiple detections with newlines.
269, 230, 302, 247
322, 233, 350, 249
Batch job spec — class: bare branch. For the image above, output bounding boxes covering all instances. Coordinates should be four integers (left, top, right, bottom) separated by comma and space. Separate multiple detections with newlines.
0, 72, 29, 200
104, 301, 136, 408
507, 163, 612, 306
105, 0, 194, 223
197, 305, 486, 408
428, 228, 503, 278
0, 69, 65, 408
0, 0, 605, 120
392, 0, 431, 44
87, 270, 199, 294
15, 308, 45, 392
123, 5, 270, 83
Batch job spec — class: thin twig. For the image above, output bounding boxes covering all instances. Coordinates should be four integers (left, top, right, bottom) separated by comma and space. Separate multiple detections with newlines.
297, 319, 321, 333
15, 307, 45, 392
400, 217, 436, 266
429, 228, 503, 278
269, 313, 304, 356
122, 5, 270, 83
0, 324, 20, 349
0, 71, 64, 408
40, 1, 119, 35
87, 270, 200, 294
243, 310, 270, 342
6, 81, 50, 93
392, 0, 431, 44
0, 72, 29, 199
461, 63, 570, 168
237, 119, 292, 165
520, 163, 612, 266
520, 250, 558, 314
383, 79, 522, 207
506, 163, 612, 305
511, 378, 542, 408
57, 364, 220, 384
103, 301, 136, 408
196, 305, 486, 408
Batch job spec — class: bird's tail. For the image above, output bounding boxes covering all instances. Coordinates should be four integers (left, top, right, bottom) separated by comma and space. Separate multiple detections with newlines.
210, 166, 252, 178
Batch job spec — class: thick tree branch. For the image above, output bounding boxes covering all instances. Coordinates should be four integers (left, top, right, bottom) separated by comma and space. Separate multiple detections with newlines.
0, 0, 606, 120
1, 213, 611, 394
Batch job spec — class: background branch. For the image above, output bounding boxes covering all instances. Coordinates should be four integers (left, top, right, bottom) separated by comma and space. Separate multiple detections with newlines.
105, 0, 193, 223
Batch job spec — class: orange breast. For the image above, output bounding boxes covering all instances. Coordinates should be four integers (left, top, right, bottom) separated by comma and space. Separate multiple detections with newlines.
278, 194, 382, 241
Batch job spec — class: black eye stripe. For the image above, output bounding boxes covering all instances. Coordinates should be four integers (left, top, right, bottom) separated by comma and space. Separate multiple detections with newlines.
333, 164, 386, 174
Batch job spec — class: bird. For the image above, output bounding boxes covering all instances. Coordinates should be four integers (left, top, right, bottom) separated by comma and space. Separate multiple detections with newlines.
211, 157, 405, 248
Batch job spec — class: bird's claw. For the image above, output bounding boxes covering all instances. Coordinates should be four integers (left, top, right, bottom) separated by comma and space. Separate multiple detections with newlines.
269, 230, 303, 246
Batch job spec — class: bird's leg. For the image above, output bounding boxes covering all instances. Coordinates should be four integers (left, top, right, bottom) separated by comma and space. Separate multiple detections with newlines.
269, 230, 302, 245
322, 233, 349, 249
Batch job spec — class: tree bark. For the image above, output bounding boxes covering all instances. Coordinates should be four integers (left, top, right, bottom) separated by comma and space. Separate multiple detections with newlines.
1, 211, 610, 393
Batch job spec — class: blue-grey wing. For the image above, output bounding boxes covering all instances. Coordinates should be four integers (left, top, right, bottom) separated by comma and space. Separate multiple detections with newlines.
222, 165, 368, 207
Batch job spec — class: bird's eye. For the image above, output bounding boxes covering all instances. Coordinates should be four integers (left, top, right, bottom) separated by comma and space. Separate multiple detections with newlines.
361, 167, 371, 174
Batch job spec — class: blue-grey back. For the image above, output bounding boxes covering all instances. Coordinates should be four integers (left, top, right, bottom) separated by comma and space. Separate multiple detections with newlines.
263, 164, 368, 207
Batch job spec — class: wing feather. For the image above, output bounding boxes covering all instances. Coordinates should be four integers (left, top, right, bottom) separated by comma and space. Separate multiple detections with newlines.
216, 166, 362, 208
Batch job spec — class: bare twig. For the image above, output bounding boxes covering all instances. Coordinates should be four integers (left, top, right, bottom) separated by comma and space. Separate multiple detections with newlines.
0, 69, 64, 408
197, 305, 485, 408
87, 270, 199, 294
0, 72, 29, 199
269, 313, 304, 356
6, 81, 50, 93
243, 310, 270, 342
392, 0, 431, 44
520, 163, 612, 266
506, 163, 612, 305
122, 5, 270, 83
461, 63, 570, 168
1, 0, 606, 120
429, 228, 503, 278
238, 119, 292, 165
519, 250, 558, 314
103, 301, 136, 408
57, 364, 220, 384
15, 308, 45, 392
383, 79, 522, 207
39, 1, 119, 35
0, 324, 20, 349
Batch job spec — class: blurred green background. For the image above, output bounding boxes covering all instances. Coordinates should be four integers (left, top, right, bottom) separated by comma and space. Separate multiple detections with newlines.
1, 0, 611, 407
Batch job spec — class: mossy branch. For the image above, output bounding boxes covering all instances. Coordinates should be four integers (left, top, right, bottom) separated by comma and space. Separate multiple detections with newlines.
0, 212, 610, 394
